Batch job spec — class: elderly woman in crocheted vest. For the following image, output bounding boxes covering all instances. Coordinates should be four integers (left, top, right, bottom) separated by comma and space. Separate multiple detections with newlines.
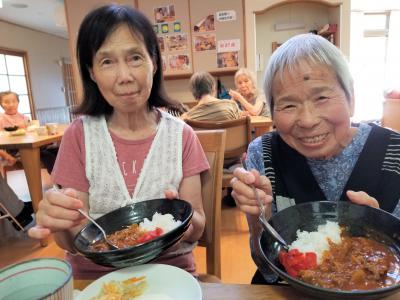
230, 34, 400, 285
28, 5, 209, 280
229, 68, 271, 118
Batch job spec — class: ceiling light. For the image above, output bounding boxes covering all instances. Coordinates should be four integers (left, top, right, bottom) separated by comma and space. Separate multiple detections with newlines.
274, 21, 305, 31
11, 3, 28, 9
0, 0, 3, 8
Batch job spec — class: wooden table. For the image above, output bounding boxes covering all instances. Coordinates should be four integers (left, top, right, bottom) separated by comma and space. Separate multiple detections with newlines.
250, 116, 273, 138
74, 280, 400, 299
0, 125, 67, 245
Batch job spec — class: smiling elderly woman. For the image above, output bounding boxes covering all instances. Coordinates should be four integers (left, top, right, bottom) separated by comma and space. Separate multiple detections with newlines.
230, 33, 400, 284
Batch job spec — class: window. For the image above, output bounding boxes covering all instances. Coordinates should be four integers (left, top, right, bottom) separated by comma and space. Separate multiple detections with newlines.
0, 49, 34, 120
350, 12, 391, 122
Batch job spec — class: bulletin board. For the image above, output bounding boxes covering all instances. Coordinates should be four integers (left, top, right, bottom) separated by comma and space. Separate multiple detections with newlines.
138, 0, 193, 77
138, 0, 245, 78
189, 0, 245, 75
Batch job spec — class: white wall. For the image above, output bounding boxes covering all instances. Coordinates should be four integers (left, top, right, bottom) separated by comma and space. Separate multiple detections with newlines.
0, 21, 70, 110
255, 2, 332, 87
244, 0, 349, 72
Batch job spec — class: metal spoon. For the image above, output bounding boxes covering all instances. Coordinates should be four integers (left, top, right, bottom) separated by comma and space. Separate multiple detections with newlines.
52, 185, 118, 250
240, 160, 289, 251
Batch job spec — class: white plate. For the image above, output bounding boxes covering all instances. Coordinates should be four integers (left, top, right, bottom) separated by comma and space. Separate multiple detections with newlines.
76, 264, 202, 300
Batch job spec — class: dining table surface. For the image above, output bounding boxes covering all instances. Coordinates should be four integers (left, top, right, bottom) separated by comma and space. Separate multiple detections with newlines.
73, 279, 400, 299
0, 124, 68, 245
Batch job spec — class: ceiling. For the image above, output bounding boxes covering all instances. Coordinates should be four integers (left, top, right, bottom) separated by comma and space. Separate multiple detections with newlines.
0, 0, 68, 39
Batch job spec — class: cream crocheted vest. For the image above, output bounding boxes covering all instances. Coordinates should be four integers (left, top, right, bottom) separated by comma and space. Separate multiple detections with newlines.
83, 111, 183, 219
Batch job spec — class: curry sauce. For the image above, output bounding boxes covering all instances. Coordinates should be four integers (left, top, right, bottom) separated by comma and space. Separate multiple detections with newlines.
298, 236, 400, 290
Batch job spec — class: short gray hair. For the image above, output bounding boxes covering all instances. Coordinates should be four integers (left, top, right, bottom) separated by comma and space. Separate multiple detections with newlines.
189, 71, 216, 100
234, 68, 257, 89
264, 34, 354, 114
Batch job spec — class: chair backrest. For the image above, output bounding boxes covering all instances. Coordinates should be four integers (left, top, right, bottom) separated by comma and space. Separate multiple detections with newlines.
196, 129, 226, 278
0, 202, 24, 231
186, 117, 251, 159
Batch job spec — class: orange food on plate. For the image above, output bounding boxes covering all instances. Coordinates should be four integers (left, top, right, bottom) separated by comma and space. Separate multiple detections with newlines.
91, 276, 147, 299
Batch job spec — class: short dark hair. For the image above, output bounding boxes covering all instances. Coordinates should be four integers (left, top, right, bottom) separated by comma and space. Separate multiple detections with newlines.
189, 72, 216, 100
74, 4, 171, 116
0, 91, 19, 105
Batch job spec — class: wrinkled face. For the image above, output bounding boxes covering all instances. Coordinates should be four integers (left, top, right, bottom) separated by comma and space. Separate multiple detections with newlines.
235, 74, 255, 98
90, 24, 156, 114
0, 94, 19, 115
272, 60, 355, 159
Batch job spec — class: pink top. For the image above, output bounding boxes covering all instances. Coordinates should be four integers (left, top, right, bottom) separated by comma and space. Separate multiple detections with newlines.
52, 113, 209, 279
0, 112, 29, 129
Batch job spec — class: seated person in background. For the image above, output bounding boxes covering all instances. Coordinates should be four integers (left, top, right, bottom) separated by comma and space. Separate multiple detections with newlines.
231, 33, 400, 285
0, 150, 34, 230
181, 71, 241, 121
229, 68, 271, 117
29, 4, 209, 280
0, 91, 58, 174
0, 91, 29, 129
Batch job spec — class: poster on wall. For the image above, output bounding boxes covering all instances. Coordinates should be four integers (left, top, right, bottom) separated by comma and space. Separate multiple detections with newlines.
161, 23, 169, 34
193, 34, 216, 51
154, 5, 176, 23
153, 25, 159, 34
216, 10, 236, 22
162, 55, 167, 72
217, 51, 239, 68
167, 34, 188, 51
193, 15, 215, 32
169, 54, 190, 71
158, 37, 165, 52
173, 21, 182, 32
217, 39, 240, 53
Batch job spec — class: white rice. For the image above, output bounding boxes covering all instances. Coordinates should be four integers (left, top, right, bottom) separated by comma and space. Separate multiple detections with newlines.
289, 221, 342, 264
139, 212, 182, 233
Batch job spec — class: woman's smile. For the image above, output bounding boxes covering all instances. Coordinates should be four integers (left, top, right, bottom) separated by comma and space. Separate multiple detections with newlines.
298, 133, 329, 145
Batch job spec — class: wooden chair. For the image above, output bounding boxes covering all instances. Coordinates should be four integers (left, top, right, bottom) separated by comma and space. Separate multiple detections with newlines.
195, 129, 226, 281
0, 202, 24, 231
187, 117, 251, 187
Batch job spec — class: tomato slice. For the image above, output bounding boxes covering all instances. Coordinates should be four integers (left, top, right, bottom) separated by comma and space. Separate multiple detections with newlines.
279, 249, 317, 277
136, 227, 164, 244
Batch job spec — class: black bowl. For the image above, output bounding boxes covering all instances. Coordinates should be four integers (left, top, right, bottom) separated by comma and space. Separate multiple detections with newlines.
4, 126, 19, 132
73, 198, 193, 268
254, 201, 400, 300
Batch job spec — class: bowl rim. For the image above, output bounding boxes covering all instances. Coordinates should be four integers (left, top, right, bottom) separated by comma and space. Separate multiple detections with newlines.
73, 198, 193, 254
259, 200, 400, 296
0, 257, 73, 299
3, 126, 19, 131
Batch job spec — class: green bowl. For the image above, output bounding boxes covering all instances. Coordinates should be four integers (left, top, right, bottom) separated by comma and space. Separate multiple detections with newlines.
0, 258, 73, 300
